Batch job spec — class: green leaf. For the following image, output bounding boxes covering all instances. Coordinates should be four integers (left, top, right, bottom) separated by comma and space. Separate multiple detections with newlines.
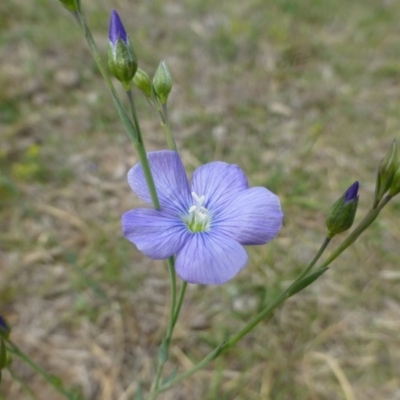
288, 267, 329, 297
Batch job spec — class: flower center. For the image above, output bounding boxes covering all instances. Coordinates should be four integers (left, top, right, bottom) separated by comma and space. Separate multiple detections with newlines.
184, 192, 211, 232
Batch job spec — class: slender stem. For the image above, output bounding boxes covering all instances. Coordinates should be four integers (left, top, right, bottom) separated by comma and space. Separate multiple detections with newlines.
148, 259, 177, 398
224, 236, 331, 350
163, 258, 177, 348
172, 281, 188, 328
147, 113, 182, 399
155, 291, 286, 394
155, 236, 332, 394
296, 237, 331, 282
6, 341, 77, 400
126, 89, 161, 209
160, 104, 177, 151
127, 90, 141, 141
149, 363, 163, 398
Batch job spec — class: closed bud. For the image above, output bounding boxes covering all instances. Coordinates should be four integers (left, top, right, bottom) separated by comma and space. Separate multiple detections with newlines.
153, 60, 172, 104
133, 68, 152, 97
326, 181, 359, 238
108, 10, 138, 88
0, 340, 7, 370
58, 0, 79, 12
0, 316, 10, 340
389, 165, 400, 197
374, 140, 397, 206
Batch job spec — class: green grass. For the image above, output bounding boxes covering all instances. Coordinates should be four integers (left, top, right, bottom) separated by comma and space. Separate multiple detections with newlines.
1, 0, 400, 399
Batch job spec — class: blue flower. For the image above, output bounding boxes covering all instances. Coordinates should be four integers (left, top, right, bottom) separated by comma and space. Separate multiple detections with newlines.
122, 150, 283, 285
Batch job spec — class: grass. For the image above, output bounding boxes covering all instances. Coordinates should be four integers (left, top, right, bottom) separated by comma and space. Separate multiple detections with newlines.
1, 0, 400, 399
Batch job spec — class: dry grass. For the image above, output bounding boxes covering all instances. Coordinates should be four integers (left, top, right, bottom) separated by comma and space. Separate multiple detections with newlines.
1, 0, 400, 399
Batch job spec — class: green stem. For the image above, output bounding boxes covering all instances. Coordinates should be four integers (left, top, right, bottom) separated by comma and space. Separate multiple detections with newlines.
165, 258, 177, 341
172, 281, 188, 328
156, 236, 332, 394
148, 261, 177, 398
160, 104, 177, 151
295, 237, 331, 282
147, 107, 183, 399
149, 362, 163, 398
223, 236, 330, 350
126, 89, 161, 209
6, 341, 77, 400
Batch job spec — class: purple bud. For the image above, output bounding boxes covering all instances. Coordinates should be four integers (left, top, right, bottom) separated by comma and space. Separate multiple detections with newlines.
326, 181, 359, 238
345, 181, 359, 203
109, 10, 128, 46
108, 10, 137, 86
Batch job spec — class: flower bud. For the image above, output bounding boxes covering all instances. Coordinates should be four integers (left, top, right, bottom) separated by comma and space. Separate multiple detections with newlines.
389, 164, 400, 197
133, 68, 152, 97
108, 10, 138, 88
58, 0, 79, 12
0, 316, 10, 340
153, 60, 172, 104
374, 140, 397, 206
326, 181, 359, 238
0, 339, 7, 370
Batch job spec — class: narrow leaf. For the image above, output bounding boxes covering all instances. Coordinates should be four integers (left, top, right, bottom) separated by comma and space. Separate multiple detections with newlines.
288, 267, 329, 297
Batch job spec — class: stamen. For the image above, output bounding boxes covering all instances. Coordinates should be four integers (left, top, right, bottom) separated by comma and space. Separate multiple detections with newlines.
184, 191, 211, 232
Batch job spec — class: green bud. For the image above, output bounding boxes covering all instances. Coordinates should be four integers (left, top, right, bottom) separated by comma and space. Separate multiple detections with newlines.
374, 140, 398, 206
389, 164, 400, 197
326, 181, 359, 238
58, 0, 79, 12
0, 316, 10, 340
0, 340, 7, 370
108, 11, 138, 88
133, 68, 152, 97
153, 60, 172, 104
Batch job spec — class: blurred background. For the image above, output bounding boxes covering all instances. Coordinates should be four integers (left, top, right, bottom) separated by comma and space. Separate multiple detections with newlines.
1, 0, 400, 399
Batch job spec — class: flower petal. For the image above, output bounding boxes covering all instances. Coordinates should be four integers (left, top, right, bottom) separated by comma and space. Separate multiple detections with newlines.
122, 208, 189, 259
191, 162, 248, 211
215, 187, 283, 245
128, 150, 191, 212
175, 232, 248, 284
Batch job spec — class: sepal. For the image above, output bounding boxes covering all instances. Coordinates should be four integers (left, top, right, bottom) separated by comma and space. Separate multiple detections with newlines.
153, 60, 172, 104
